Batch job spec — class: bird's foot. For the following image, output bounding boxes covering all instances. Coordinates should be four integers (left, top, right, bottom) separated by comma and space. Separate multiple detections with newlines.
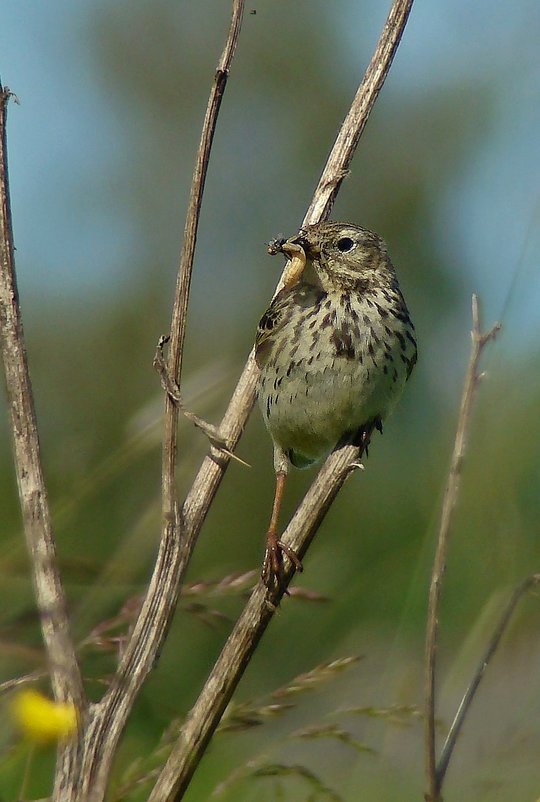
342, 417, 383, 458
262, 529, 303, 592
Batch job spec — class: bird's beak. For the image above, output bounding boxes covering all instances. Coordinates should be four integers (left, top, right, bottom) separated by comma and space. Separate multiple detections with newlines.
281, 241, 302, 259
285, 235, 321, 259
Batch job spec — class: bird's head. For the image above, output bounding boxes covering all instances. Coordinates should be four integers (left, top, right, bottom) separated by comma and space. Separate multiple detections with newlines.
279, 221, 394, 292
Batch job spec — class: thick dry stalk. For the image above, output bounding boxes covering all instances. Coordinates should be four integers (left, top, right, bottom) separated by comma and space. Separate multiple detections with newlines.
149, 444, 363, 802
305, 0, 415, 224
0, 87, 84, 708
424, 294, 500, 802
0, 84, 86, 798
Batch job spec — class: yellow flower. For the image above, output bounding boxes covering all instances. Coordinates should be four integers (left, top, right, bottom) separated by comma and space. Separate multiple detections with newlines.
11, 689, 78, 744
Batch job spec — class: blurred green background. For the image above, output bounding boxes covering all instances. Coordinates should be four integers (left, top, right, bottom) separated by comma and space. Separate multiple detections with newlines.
2, 1, 540, 800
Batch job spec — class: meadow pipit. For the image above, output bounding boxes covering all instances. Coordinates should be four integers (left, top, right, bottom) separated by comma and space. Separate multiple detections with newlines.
255, 221, 417, 588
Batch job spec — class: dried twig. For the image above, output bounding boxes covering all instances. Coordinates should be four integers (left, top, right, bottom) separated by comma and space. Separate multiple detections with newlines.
424, 294, 500, 802
159, 0, 247, 518
50, 5, 248, 801
153, 335, 250, 465
0, 669, 47, 695
148, 446, 366, 802
436, 573, 540, 789
0, 86, 84, 709
148, 4, 416, 797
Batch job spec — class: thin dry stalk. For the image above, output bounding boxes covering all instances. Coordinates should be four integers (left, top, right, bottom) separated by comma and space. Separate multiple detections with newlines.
436, 573, 540, 788
424, 294, 500, 802
49, 5, 249, 802
161, 0, 246, 515
0, 87, 84, 709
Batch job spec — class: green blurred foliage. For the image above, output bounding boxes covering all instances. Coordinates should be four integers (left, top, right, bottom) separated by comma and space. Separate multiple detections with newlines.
2, 2, 540, 800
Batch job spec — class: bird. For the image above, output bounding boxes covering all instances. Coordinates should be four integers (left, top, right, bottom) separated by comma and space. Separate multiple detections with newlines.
255, 221, 417, 589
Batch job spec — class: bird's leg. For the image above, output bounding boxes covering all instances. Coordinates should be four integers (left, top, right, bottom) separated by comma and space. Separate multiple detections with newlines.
262, 458, 303, 590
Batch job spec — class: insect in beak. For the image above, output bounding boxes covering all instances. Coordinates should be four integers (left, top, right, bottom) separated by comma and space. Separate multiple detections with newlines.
281, 240, 307, 289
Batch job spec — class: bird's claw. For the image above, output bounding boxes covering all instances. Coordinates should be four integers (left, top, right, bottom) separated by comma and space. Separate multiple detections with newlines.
262, 536, 303, 592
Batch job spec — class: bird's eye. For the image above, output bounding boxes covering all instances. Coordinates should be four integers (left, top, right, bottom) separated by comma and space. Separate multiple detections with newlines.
336, 237, 355, 253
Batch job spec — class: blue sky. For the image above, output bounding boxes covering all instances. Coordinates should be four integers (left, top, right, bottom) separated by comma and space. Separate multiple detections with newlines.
2, 0, 540, 353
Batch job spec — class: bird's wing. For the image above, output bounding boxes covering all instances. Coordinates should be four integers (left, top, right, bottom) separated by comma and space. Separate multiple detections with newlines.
254, 288, 290, 369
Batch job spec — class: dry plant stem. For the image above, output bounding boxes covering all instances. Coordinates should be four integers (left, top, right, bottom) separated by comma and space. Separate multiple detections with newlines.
0, 85, 85, 800
50, 6, 248, 802
305, 0, 414, 224
163, 0, 246, 514
153, 337, 249, 466
0, 87, 84, 709
167, 0, 245, 386
148, 444, 363, 802
436, 573, 540, 788
424, 294, 500, 802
